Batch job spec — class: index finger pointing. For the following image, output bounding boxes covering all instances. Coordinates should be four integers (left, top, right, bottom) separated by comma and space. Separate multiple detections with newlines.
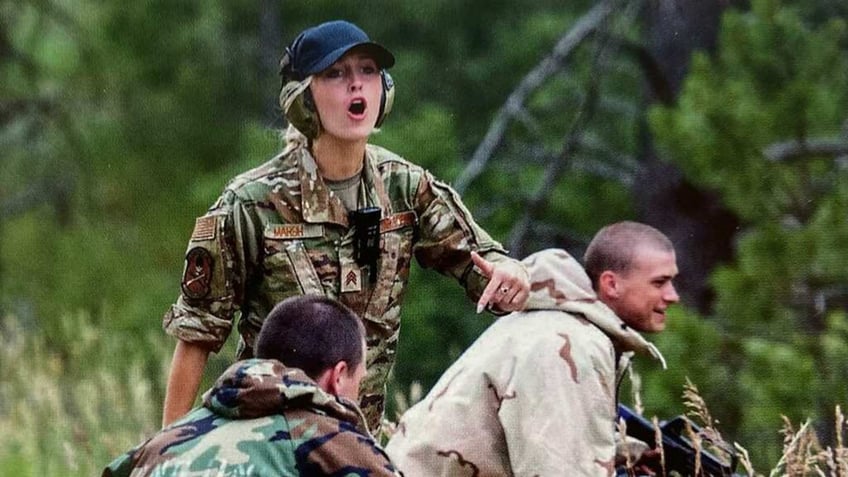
470, 251, 494, 278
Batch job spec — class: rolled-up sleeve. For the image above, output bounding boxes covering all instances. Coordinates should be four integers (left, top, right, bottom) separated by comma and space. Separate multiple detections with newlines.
163, 191, 257, 353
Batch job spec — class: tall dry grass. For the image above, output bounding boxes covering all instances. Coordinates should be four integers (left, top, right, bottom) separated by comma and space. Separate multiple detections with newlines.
765, 406, 848, 477
0, 313, 168, 476
657, 379, 847, 477
387, 374, 848, 476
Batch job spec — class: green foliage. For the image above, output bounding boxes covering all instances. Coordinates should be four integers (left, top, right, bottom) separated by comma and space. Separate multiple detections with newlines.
650, 0, 848, 221
0, 313, 168, 477
4, 0, 848, 472
371, 103, 461, 179
633, 307, 729, 417
649, 0, 848, 468
737, 338, 819, 464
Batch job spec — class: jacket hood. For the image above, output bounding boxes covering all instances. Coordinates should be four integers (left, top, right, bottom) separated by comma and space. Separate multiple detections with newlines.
522, 248, 666, 368
202, 359, 370, 433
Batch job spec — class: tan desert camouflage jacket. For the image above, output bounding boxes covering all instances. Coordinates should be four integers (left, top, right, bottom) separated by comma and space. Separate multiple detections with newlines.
385, 249, 665, 476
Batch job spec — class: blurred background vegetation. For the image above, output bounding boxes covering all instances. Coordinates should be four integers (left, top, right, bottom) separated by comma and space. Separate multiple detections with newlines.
2, 0, 848, 474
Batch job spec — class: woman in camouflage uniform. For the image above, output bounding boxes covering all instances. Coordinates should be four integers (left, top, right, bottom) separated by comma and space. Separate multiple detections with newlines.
161, 20, 530, 430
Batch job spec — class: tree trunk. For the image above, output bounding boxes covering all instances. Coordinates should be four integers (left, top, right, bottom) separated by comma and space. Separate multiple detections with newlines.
259, 0, 283, 126
636, 0, 744, 312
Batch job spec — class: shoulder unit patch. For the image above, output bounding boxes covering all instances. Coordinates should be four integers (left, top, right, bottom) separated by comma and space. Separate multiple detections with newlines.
182, 247, 214, 300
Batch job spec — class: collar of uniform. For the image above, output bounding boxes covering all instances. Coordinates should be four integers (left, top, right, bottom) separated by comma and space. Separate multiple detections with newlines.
296, 145, 393, 227
361, 145, 393, 216
297, 147, 350, 227
203, 359, 372, 435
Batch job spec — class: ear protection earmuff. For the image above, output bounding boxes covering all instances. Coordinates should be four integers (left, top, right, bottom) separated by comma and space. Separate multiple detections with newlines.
279, 47, 320, 138
279, 78, 322, 139
375, 70, 394, 128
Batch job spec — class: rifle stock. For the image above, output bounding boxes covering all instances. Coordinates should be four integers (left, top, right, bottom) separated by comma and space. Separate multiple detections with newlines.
616, 404, 741, 477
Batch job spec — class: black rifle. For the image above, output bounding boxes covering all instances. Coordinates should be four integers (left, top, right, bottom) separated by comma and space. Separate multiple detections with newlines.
616, 404, 741, 477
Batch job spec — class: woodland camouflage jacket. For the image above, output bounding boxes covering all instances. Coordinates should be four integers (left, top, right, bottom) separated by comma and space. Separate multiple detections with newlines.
103, 359, 400, 477
163, 141, 523, 427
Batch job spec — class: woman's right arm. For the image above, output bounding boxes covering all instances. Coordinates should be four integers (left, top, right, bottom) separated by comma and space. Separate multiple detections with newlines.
161, 191, 256, 425
162, 340, 210, 426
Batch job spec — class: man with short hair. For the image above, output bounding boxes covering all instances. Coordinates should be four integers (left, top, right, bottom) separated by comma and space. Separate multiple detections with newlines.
385, 221, 679, 476
105, 295, 400, 477
584, 221, 679, 334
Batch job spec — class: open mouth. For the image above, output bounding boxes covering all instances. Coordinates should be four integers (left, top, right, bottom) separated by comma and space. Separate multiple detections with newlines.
348, 99, 366, 116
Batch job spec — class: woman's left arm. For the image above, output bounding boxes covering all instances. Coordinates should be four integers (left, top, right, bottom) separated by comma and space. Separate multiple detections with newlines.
412, 170, 529, 313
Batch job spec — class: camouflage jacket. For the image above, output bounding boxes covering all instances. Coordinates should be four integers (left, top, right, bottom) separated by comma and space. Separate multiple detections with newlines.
103, 359, 400, 477
163, 141, 520, 427
385, 249, 666, 477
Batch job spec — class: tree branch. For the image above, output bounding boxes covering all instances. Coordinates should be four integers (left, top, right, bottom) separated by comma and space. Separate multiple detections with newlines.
612, 36, 675, 105
453, 0, 616, 193
507, 11, 620, 255
763, 138, 848, 162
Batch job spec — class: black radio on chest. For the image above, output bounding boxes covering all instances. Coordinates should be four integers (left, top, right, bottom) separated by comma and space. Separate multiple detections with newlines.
350, 206, 382, 281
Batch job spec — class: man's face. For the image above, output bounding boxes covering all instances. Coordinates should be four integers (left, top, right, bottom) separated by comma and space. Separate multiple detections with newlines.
605, 245, 679, 333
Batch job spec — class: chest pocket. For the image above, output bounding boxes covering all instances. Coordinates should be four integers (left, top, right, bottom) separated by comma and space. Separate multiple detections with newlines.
361, 212, 417, 329
262, 224, 325, 297
381, 220, 415, 289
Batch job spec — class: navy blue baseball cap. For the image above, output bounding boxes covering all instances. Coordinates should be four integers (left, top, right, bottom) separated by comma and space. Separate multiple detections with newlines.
283, 20, 395, 81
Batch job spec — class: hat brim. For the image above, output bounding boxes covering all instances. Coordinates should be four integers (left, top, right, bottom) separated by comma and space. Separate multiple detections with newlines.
305, 41, 395, 76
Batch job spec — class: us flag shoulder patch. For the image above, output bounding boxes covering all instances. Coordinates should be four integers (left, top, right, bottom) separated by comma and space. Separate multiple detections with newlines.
190, 216, 218, 241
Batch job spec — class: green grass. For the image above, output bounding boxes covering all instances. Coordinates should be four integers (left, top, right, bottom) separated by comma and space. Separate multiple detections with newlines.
2, 311, 846, 476
0, 313, 168, 477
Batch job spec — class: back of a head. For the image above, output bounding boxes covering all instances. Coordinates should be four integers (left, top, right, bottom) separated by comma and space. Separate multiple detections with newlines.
583, 221, 674, 290
255, 295, 365, 380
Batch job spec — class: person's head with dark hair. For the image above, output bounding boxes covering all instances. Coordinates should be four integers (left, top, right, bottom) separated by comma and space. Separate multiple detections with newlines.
584, 221, 679, 333
256, 295, 366, 400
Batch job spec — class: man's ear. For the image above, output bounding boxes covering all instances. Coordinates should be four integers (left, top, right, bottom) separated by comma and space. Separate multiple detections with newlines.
598, 270, 619, 299
317, 361, 349, 396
